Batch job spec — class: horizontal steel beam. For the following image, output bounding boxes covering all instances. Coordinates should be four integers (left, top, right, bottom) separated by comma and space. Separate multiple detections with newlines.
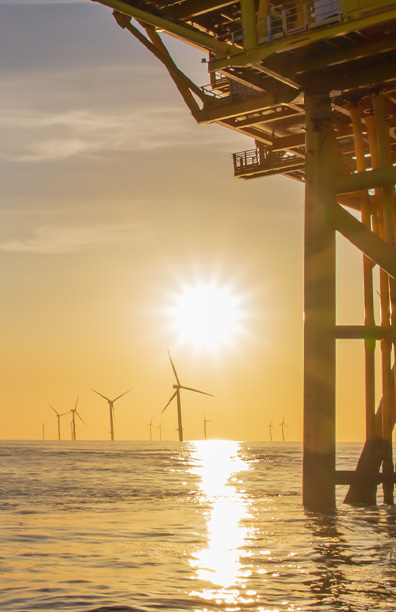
336, 325, 396, 340
335, 470, 396, 485
334, 166, 396, 195
194, 93, 276, 124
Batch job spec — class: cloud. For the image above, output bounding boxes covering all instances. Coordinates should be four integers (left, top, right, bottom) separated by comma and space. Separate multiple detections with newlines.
0, 106, 247, 163
0, 222, 146, 253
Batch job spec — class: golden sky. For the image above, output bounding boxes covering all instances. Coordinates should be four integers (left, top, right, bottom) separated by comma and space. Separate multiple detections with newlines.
0, 0, 378, 442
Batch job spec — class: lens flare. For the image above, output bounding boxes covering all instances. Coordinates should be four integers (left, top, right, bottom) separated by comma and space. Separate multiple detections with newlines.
166, 281, 246, 353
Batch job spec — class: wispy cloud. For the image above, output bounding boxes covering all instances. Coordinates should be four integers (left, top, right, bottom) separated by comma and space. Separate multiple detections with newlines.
0, 222, 146, 253
0, 106, 247, 162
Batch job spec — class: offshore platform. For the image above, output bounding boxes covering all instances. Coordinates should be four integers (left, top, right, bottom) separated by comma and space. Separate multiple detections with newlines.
92, 0, 396, 510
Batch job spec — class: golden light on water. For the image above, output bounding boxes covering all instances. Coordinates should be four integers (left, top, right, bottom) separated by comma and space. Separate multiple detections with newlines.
189, 440, 253, 603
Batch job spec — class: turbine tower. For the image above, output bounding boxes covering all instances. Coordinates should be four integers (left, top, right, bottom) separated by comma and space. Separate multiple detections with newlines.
280, 417, 289, 442
202, 413, 213, 440
70, 396, 85, 441
49, 405, 69, 441
147, 416, 154, 441
157, 421, 165, 441
91, 387, 131, 441
162, 351, 213, 442
268, 421, 274, 442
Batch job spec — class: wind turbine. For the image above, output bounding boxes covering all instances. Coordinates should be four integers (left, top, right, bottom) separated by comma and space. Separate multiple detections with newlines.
146, 416, 154, 441
162, 350, 214, 442
42, 423, 45, 441
202, 412, 213, 440
268, 420, 274, 442
70, 396, 86, 441
157, 421, 165, 441
91, 387, 131, 441
280, 416, 289, 442
49, 405, 69, 441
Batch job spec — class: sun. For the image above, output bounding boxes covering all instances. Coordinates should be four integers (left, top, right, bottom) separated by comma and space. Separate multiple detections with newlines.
166, 281, 246, 353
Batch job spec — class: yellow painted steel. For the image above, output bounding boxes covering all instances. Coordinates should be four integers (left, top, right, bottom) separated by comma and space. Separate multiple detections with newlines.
208, 6, 396, 71
334, 166, 396, 195
257, 0, 270, 42
373, 95, 396, 503
240, 0, 258, 49
92, 0, 238, 55
365, 102, 394, 503
350, 104, 376, 442
303, 91, 336, 510
329, 203, 396, 281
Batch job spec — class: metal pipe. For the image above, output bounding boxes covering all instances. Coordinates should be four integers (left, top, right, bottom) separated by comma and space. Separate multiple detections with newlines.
240, 0, 258, 49
303, 91, 336, 511
350, 104, 376, 441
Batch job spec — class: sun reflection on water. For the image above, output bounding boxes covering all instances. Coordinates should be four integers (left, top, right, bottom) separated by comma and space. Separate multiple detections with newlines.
189, 440, 253, 604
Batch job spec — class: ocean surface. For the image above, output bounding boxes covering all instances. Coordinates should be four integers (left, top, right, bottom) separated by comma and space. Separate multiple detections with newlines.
1, 441, 396, 612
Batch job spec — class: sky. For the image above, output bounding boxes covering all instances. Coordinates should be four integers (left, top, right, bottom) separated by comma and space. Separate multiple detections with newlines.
0, 0, 378, 442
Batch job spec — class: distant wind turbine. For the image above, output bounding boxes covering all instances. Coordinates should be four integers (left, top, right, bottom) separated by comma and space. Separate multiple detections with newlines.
268, 420, 274, 442
91, 387, 131, 441
49, 405, 69, 441
280, 416, 289, 442
42, 423, 45, 441
157, 421, 165, 441
70, 396, 86, 441
147, 416, 154, 441
162, 350, 214, 442
202, 412, 213, 440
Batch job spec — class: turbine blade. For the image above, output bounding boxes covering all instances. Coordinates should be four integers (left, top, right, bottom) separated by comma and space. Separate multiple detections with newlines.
60, 411, 70, 417
180, 385, 214, 397
76, 411, 86, 425
49, 405, 58, 416
112, 388, 132, 403
162, 391, 177, 413
91, 389, 110, 402
168, 350, 180, 385
75, 395, 79, 410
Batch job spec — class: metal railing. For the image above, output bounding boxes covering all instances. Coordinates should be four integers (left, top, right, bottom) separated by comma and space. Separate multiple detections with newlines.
267, 0, 343, 40
201, 72, 230, 98
233, 149, 261, 175
232, 147, 304, 176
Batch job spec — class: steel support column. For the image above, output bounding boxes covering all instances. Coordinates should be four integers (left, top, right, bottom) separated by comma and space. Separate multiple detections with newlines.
303, 92, 337, 511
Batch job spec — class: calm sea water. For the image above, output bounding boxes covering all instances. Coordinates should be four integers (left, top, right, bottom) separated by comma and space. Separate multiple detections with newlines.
1, 441, 396, 612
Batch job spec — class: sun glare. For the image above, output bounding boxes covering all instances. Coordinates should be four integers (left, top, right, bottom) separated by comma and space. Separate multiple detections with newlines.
166, 281, 246, 353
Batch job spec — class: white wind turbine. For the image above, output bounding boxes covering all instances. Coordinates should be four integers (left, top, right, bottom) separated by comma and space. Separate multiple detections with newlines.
70, 396, 86, 441
91, 387, 131, 441
162, 351, 214, 442
268, 420, 274, 442
49, 405, 69, 441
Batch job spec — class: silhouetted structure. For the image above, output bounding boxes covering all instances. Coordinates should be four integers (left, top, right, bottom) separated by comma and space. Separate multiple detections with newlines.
70, 396, 85, 441
91, 387, 131, 441
162, 351, 213, 442
202, 413, 213, 440
93, 0, 396, 509
49, 405, 69, 441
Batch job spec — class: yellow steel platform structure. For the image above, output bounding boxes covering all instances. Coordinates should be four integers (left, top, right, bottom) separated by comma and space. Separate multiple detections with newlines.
92, 0, 396, 510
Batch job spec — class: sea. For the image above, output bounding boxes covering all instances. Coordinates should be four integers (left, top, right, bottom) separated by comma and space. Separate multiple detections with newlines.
1, 440, 396, 612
